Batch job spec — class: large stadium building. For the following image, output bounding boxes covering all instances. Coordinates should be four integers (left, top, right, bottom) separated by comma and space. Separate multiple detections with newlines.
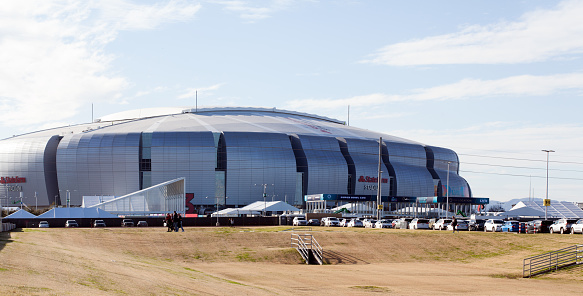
0, 107, 471, 214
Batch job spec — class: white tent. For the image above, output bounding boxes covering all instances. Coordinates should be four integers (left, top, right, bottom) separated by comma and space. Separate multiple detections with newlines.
212, 201, 299, 216
241, 201, 299, 213
4, 209, 37, 219
496, 207, 546, 218
36, 208, 118, 219
211, 208, 259, 217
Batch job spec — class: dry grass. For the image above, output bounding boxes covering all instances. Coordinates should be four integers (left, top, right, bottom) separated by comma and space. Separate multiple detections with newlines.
1, 226, 582, 295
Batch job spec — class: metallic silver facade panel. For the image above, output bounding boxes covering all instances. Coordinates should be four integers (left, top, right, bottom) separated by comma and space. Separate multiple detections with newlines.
297, 135, 348, 195
0, 136, 54, 207
386, 141, 435, 197
56, 133, 140, 205
223, 132, 297, 206
1, 108, 472, 207
429, 146, 471, 197
345, 138, 391, 196
150, 132, 216, 206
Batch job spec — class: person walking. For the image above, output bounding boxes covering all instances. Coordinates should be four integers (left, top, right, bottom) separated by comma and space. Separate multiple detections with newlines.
177, 213, 184, 232
451, 216, 458, 233
165, 213, 173, 232
173, 211, 179, 232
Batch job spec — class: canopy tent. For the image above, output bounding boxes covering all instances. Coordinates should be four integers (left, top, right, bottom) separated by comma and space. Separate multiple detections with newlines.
36, 208, 118, 219
241, 201, 299, 213
211, 208, 259, 217
4, 209, 37, 219
212, 201, 299, 217
496, 206, 546, 218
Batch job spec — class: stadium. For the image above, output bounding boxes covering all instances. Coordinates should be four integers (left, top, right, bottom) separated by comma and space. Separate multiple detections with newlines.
0, 107, 472, 214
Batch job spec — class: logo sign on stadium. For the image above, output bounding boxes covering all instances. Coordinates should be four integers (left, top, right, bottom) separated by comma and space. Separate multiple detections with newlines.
358, 176, 388, 183
0, 176, 26, 184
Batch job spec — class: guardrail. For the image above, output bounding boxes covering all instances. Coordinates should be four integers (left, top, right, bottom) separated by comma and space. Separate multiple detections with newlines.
291, 233, 323, 265
523, 244, 583, 278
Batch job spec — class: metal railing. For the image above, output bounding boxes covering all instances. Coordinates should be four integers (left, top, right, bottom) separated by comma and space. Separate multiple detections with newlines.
523, 244, 583, 278
290, 233, 323, 265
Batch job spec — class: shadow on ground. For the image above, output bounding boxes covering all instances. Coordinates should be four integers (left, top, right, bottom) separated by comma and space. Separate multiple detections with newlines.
0, 231, 15, 252
323, 250, 370, 265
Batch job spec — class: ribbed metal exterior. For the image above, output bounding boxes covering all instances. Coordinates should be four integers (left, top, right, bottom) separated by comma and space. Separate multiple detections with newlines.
0, 107, 471, 208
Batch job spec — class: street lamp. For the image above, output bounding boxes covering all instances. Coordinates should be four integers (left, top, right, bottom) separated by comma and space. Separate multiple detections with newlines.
446, 161, 451, 219
542, 149, 555, 220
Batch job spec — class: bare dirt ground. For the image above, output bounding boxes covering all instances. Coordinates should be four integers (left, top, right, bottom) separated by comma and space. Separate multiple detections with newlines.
1, 226, 582, 295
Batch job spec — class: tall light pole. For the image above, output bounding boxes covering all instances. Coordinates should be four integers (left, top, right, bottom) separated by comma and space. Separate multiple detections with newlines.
376, 137, 383, 220
255, 184, 273, 216
542, 149, 555, 220
446, 161, 451, 219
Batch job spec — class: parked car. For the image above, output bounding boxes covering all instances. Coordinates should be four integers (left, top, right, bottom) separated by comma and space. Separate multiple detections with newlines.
364, 219, 377, 228
409, 218, 430, 230
549, 218, 578, 234
374, 219, 392, 229
396, 218, 413, 230
137, 221, 148, 227
500, 221, 520, 233
391, 219, 401, 229
339, 218, 350, 227
121, 219, 134, 227
65, 220, 78, 228
38, 221, 50, 228
322, 217, 340, 227
484, 219, 504, 232
347, 219, 364, 227
292, 216, 308, 226
432, 219, 452, 230
570, 219, 583, 234
447, 220, 468, 231
529, 220, 554, 233
468, 219, 486, 231
307, 219, 320, 226
93, 220, 106, 227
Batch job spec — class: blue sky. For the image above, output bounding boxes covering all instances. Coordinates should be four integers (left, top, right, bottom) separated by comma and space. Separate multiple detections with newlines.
1, 0, 583, 203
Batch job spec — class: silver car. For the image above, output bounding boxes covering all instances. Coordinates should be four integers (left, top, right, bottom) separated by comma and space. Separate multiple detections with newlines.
549, 218, 578, 234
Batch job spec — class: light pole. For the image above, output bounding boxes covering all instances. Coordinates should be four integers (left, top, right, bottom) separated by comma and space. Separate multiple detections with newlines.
446, 161, 451, 219
206, 196, 220, 226
542, 149, 555, 220
255, 184, 273, 216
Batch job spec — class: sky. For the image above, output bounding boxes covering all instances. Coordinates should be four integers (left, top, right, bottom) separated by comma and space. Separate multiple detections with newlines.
1, 0, 583, 203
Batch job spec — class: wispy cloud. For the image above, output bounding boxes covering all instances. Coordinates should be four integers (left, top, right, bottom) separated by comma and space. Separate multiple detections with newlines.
0, 0, 200, 132
286, 72, 583, 111
213, 0, 295, 21
364, 0, 583, 65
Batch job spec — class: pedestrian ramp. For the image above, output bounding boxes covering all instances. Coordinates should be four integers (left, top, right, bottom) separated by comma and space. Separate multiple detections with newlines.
523, 244, 583, 277
290, 233, 323, 265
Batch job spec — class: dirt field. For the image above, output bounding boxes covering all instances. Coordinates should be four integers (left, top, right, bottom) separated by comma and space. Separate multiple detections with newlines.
1, 226, 582, 295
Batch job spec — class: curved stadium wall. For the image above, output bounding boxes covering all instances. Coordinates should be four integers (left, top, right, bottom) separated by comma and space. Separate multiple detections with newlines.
0, 107, 471, 213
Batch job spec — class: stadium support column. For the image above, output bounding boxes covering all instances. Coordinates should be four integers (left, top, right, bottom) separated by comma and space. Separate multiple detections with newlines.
377, 137, 382, 220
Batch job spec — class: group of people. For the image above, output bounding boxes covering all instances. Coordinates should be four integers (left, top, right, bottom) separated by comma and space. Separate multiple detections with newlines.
165, 211, 184, 232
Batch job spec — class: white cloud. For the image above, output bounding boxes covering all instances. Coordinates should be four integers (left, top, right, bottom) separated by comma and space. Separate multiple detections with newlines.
285, 72, 583, 112
0, 0, 200, 133
364, 0, 583, 65
213, 0, 295, 21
